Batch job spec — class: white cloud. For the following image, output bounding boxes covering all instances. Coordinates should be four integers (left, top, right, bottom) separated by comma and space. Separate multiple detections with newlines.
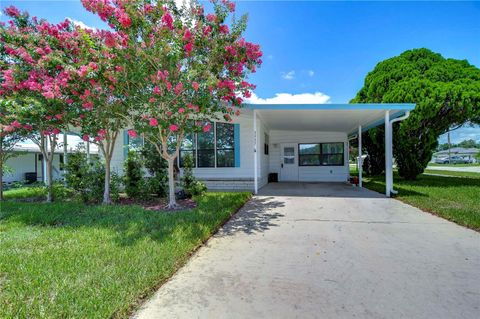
66, 17, 95, 30
308, 70, 315, 77
281, 71, 295, 80
246, 92, 331, 104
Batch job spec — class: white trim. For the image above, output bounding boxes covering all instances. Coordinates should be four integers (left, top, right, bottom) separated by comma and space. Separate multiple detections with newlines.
385, 111, 392, 197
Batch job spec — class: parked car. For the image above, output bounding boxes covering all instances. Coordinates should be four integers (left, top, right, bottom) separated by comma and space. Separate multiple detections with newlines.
435, 156, 470, 164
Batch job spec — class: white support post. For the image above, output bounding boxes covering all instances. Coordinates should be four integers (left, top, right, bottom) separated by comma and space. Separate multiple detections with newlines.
253, 110, 258, 194
358, 125, 362, 188
385, 110, 393, 197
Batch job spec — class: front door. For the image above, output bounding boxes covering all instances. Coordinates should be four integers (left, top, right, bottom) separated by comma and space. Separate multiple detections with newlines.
280, 143, 299, 181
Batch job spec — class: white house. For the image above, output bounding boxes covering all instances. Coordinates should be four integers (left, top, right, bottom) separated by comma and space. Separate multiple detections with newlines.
109, 103, 415, 197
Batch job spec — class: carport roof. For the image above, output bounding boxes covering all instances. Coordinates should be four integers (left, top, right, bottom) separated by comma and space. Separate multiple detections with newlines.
246, 103, 415, 136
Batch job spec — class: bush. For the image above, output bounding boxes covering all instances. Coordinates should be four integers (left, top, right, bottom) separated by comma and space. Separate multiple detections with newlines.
63, 146, 120, 204
141, 144, 168, 197
123, 150, 149, 200
181, 154, 207, 197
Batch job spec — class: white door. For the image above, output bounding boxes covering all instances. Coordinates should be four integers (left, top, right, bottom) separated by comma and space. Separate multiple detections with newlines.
280, 144, 299, 181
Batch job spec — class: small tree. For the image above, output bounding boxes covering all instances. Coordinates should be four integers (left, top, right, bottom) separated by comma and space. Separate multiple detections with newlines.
81, 0, 262, 208
0, 100, 28, 200
1, 7, 80, 201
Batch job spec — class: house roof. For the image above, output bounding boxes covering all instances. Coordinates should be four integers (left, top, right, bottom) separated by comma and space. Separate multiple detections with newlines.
435, 147, 479, 155
246, 103, 415, 135
11, 144, 99, 155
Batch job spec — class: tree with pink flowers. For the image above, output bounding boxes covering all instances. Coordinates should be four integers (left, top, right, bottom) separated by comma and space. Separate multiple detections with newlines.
69, 29, 132, 204
82, 0, 262, 208
0, 8, 81, 202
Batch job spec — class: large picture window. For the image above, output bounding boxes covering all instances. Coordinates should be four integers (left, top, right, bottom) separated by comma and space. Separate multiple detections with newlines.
216, 123, 235, 167
298, 142, 344, 166
197, 122, 215, 167
179, 133, 196, 167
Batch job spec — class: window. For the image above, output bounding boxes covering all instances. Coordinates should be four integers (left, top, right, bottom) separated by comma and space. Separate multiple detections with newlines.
299, 144, 321, 166
298, 142, 344, 166
216, 122, 235, 167
179, 133, 196, 167
129, 135, 144, 150
197, 122, 215, 167
321, 143, 344, 166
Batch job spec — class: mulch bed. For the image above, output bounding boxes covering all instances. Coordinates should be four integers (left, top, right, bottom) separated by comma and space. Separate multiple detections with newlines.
117, 197, 197, 212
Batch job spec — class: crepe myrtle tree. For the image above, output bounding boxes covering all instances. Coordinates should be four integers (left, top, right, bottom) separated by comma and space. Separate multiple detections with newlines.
69, 28, 132, 204
0, 7, 81, 202
0, 100, 29, 201
82, 0, 262, 208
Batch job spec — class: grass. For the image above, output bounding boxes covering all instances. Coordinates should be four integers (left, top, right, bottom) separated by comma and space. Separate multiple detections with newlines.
0, 192, 251, 318
362, 173, 480, 231
3, 186, 46, 200
428, 162, 480, 167
424, 169, 480, 178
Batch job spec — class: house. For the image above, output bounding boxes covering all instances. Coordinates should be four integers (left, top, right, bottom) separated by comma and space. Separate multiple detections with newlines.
3, 136, 99, 185
433, 147, 479, 163
109, 103, 415, 197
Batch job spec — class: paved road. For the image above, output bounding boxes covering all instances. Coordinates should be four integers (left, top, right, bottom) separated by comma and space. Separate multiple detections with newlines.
134, 183, 480, 319
427, 165, 480, 173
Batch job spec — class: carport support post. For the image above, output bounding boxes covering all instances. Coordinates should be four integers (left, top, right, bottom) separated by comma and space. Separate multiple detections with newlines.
253, 110, 258, 194
385, 111, 393, 197
86, 141, 91, 163
63, 133, 68, 178
358, 125, 362, 187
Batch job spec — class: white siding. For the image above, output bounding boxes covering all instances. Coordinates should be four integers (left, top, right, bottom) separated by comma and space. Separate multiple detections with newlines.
269, 130, 349, 182
3, 153, 64, 183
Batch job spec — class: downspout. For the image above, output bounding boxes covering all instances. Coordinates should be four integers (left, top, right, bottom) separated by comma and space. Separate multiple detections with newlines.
388, 111, 410, 195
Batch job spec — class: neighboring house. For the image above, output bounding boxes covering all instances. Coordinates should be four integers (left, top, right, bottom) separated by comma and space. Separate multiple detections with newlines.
433, 147, 479, 163
110, 103, 415, 197
3, 139, 99, 185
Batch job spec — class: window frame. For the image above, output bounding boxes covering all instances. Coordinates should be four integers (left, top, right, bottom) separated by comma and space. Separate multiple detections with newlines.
298, 142, 344, 167
215, 122, 235, 168
196, 121, 216, 168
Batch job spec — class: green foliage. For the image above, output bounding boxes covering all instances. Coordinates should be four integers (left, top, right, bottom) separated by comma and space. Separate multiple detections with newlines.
181, 154, 207, 197
141, 143, 168, 197
352, 48, 480, 179
64, 147, 120, 203
123, 150, 148, 200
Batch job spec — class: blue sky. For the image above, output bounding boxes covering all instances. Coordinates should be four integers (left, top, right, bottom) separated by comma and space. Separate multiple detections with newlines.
1, 0, 479, 143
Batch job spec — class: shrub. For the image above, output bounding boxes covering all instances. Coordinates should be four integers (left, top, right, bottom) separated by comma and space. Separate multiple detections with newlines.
181, 154, 207, 197
141, 143, 168, 197
123, 150, 149, 200
64, 146, 120, 204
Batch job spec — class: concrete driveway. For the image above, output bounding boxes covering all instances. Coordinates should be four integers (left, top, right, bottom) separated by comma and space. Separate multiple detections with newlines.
134, 183, 480, 319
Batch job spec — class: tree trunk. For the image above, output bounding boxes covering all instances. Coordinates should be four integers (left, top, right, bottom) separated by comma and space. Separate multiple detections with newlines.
103, 155, 112, 204
46, 155, 54, 203
167, 158, 177, 209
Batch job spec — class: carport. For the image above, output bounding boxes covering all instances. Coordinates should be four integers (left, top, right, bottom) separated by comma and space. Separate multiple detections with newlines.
248, 103, 415, 197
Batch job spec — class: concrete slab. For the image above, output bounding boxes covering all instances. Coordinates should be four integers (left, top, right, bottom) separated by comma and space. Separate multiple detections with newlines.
133, 184, 480, 319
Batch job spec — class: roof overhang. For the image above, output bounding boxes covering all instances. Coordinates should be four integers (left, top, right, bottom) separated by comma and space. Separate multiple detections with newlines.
245, 103, 415, 136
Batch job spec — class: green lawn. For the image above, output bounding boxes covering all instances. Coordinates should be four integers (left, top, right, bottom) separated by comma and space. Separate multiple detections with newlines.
362, 174, 480, 231
3, 186, 47, 200
424, 169, 480, 178
428, 162, 480, 167
0, 192, 251, 318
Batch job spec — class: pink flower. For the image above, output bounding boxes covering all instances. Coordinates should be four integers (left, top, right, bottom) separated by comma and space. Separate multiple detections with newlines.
127, 130, 137, 138
183, 29, 192, 41
82, 134, 89, 141
203, 25, 212, 36
148, 97, 156, 103
98, 129, 106, 136
149, 118, 158, 126
169, 124, 179, 132
53, 128, 60, 135
178, 108, 185, 114
227, 2, 236, 12
5, 6, 20, 17
174, 82, 183, 95
78, 65, 89, 77
161, 12, 174, 30
184, 42, 193, 55
88, 62, 98, 70
219, 25, 229, 34
83, 102, 93, 110
206, 14, 216, 22
203, 123, 212, 132
11, 120, 22, 128
153, 86, 161, 95
23, 124, 33, 130
42, 91, 55, 99
55, 114, 62, 120
66, 98, 74, 104
192, 81, 199, 91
